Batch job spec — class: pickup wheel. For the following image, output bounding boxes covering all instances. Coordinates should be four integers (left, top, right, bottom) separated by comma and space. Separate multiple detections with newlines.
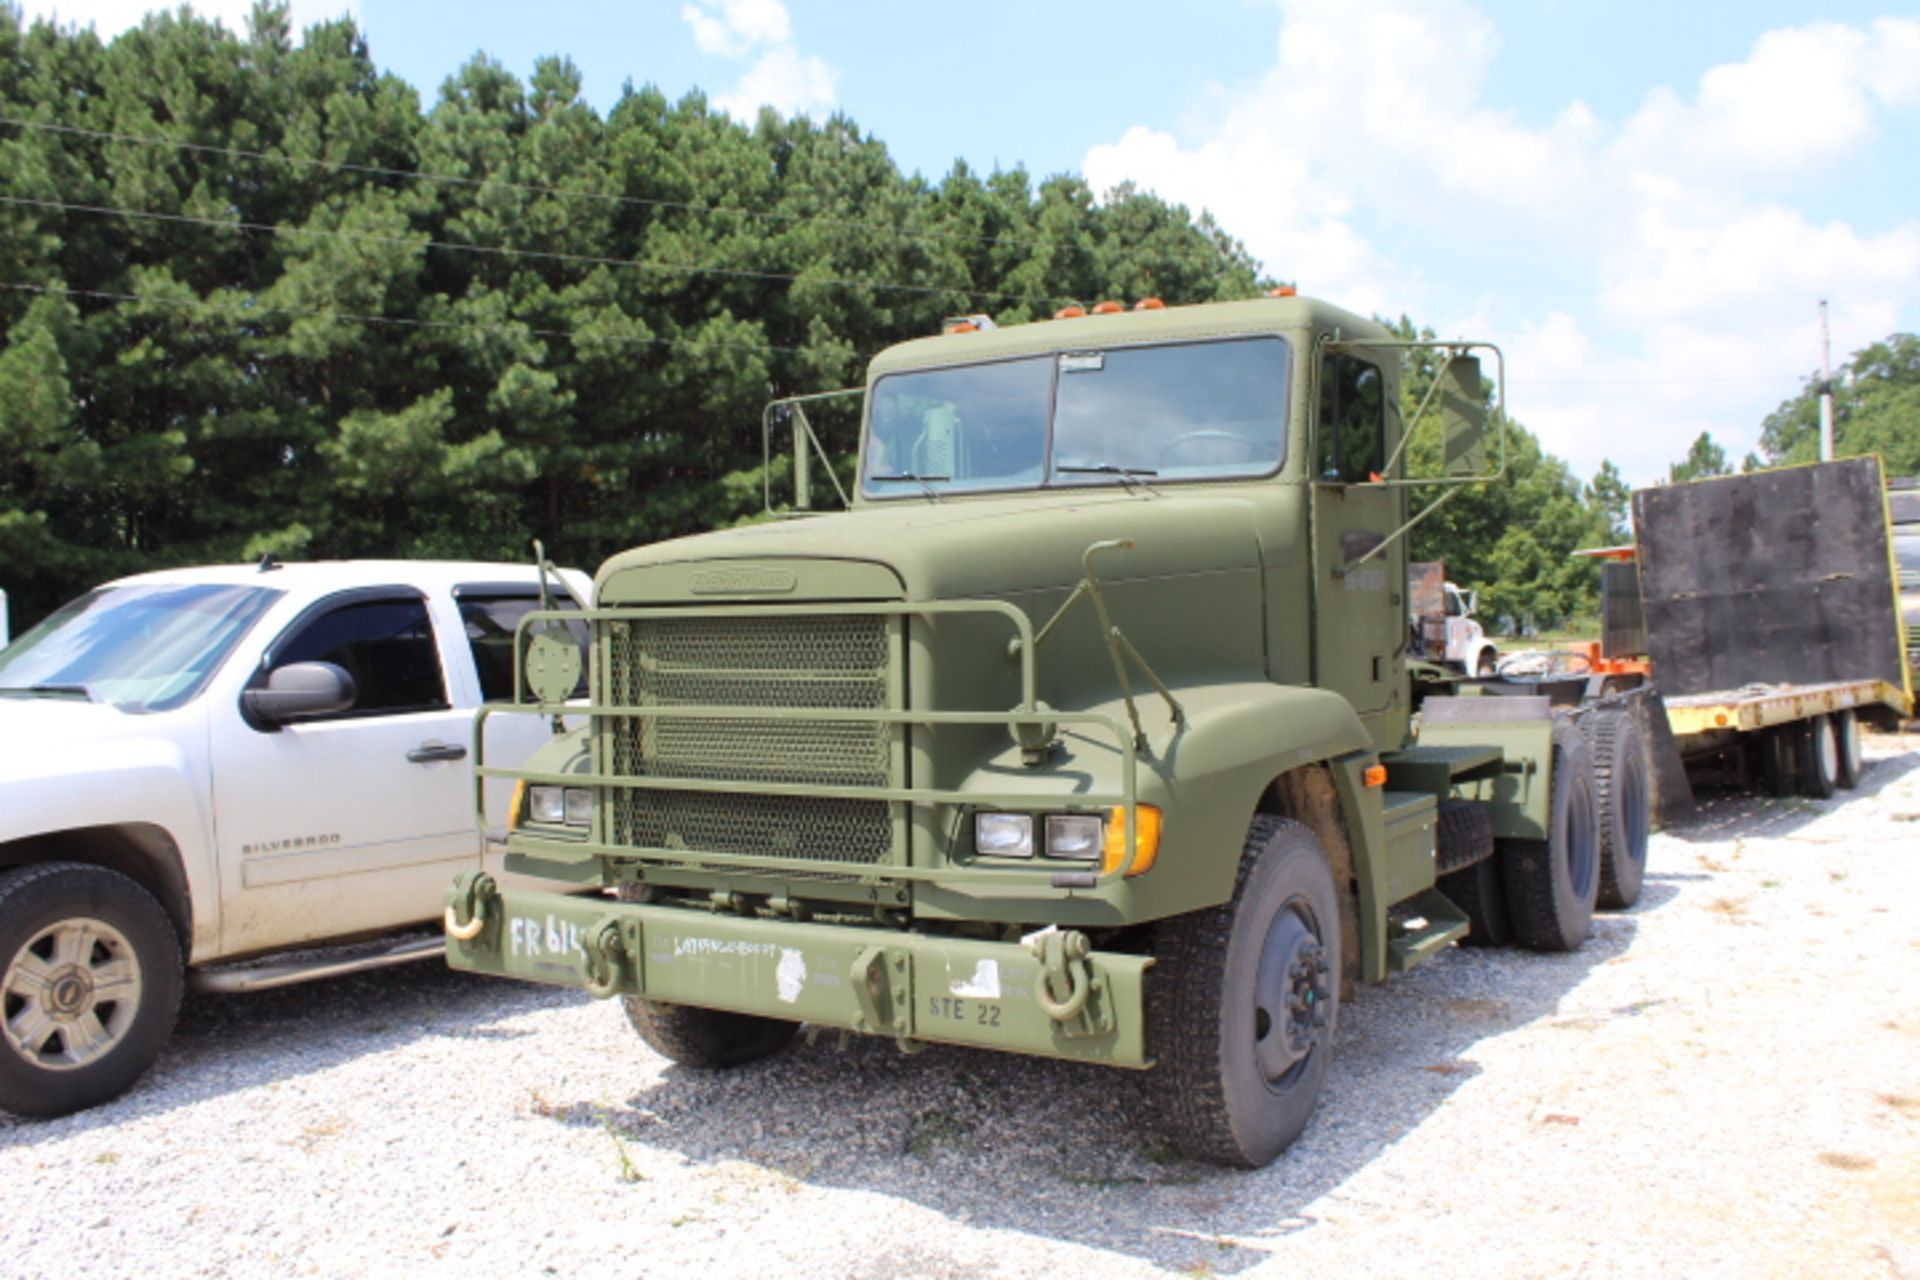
1798, 714, 1839, 799
1502, 720, 1600, 952
1148, 815, 1339, 1168
0, 863, 184, 1119
1834, 709, 1863, 789
1587, 709, 1651, 910
623, 999, 797, 1069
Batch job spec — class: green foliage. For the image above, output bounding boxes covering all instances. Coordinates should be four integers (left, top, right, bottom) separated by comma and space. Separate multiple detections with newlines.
1759, 333, 1920, 477
1667, 431, 1731, 484
0, 4, 1273, 626
1392, 317, 1612, 630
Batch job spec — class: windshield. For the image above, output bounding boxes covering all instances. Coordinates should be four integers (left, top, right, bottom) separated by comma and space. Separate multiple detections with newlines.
862, 336, 1290, 498
0, 583, 283, 712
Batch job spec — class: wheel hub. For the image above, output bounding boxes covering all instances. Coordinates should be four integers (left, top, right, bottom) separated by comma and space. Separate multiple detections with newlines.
1253, 907, 1331, 1084
3, 917, 143, 1071
46, 967, 96, 1019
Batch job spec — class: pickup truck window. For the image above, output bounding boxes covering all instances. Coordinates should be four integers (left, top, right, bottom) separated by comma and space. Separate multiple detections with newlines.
270, 598, 448, 716
459, 595, 588, 702
862, 336, 1290, 498
0, 583, 282, 711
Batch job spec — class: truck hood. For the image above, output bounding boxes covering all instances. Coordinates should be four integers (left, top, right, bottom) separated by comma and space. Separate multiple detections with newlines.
598, 490, 1267, 603
0, 698, 194, 785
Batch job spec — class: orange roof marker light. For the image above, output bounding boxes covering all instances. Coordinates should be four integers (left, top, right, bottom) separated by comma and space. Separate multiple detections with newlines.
1133, 297, 1166, 310
941, 313, 996, 335
1091, 300, 1124, 314
1053, 304, 1087, 319
1268, 285, 1298, 298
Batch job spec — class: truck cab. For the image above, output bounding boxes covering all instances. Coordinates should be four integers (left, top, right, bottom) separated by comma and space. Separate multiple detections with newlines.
450, 295, 1617, 1167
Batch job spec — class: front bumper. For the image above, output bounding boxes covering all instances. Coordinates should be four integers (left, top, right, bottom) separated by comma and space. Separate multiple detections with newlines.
444, 873, 1152, 1068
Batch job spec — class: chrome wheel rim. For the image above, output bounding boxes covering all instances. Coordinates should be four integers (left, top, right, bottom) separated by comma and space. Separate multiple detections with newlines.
3, 917, 143, 1072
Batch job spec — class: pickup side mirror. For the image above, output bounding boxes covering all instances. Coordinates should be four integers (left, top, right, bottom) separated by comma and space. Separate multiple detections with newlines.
244, 661, 356, 728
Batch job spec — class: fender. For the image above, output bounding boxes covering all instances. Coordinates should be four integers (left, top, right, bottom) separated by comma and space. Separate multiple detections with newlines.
0, 725, 213, 959
917, 681, 1372, 927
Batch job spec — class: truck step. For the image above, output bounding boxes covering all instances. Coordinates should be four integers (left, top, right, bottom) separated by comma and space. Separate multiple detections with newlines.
188, 931, 445, 994
1385, 889, 1471, 975
1381, 743, 1505, 795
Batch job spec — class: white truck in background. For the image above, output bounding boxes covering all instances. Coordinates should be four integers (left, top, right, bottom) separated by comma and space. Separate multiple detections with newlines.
0, 559, 589, 1119
1409, 560, 1499, 677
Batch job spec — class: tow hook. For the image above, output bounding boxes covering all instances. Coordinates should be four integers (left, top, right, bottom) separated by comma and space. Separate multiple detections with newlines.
580, 917, 629, 1000
1028, 927, 1096, 1026
444, 872, 499, 941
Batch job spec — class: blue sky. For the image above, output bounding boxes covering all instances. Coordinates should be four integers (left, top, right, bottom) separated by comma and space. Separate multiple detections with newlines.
26, 0, 1920, 485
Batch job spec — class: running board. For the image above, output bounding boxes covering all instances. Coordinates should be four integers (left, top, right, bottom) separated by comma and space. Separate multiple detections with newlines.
1386, 889, 1471, 974
189, 935, 445, 994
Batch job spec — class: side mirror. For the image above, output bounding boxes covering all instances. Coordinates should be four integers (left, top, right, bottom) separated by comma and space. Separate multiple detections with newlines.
244, 661, 356, 728
1439, 355, 1488, 477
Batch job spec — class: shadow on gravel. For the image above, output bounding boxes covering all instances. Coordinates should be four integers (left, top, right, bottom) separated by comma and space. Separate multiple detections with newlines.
0, 961, 589, 1148
1662, 746, 1920, 846
529, 910, 1653, 1275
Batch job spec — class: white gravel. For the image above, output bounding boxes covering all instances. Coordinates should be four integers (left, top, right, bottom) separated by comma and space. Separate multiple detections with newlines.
6, 732, 1919, 1280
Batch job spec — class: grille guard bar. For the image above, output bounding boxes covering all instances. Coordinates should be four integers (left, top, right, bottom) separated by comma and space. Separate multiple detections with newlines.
474, 599, 1149, 888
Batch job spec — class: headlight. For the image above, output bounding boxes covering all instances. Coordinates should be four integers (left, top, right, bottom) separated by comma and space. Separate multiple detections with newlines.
528, 785, 593, 827
975, 813, 1034, 857
1046, 814, 1104, 860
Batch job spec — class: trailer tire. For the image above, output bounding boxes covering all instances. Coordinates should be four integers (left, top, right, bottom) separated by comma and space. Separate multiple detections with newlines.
1833, 709, 1863, 790
0, 863, 183, 1119
1148, 816, 1339, 1167
623, 998, 798, 1070
1587, 709, 1651, 911
1798, 714, 1838, 800
1502, 720, 1600, 952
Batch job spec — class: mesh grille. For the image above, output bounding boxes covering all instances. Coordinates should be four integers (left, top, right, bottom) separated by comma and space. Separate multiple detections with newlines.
603, 612, 895, 866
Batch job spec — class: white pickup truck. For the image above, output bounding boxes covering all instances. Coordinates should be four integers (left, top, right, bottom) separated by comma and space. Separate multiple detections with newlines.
0, 559, 588, 1118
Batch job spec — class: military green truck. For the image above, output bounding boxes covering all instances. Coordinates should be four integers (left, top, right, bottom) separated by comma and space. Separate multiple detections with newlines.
444, 295, 1639, 1167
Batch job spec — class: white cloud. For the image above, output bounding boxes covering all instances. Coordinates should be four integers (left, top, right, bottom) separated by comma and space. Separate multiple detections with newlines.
682, 0, 836, 121
1618, 18, 1920, 177
1079, 0, 1920, 486
713, 46, 836, 121
18, 0, 359, 37
680, 0, 790, 58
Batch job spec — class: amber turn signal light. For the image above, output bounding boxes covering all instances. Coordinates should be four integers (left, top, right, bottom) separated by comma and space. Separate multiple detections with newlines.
1102, 804, 1164, 876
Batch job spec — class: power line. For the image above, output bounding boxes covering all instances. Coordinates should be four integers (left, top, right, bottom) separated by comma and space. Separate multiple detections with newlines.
0, 279, 857, 362
0, 192, 1077, 309
0, 114, 1244, 276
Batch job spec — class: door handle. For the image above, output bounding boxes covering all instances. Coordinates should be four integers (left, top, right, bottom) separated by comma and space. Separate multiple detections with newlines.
407, 742, 468, 764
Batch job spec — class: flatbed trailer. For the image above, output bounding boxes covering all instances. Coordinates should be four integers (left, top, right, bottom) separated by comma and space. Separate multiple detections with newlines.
1624, 458, 1914, 798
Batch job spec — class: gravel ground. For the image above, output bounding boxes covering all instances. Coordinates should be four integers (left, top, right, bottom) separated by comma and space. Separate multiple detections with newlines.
6, 733, 1920, 1280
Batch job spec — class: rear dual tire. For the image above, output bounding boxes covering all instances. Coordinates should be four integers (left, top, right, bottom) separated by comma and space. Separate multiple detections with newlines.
1502, 720, 1600, 952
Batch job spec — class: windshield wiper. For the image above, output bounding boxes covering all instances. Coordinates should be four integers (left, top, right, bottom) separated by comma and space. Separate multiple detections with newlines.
870, 472, 948, 502
0, 683, 96, 701
1057, 463, 1161, 496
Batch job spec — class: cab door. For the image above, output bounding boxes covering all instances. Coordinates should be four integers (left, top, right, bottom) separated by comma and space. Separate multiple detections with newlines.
211, 588, 477, 954
1311, 345, 1409, 747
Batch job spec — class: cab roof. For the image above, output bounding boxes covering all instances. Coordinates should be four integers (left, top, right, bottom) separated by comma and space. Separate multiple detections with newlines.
102, 560, 589, 599
866, 294, 1390, 380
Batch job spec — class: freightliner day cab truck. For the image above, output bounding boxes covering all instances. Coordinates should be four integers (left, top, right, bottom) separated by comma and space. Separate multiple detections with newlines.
445, 294, 1647, 1167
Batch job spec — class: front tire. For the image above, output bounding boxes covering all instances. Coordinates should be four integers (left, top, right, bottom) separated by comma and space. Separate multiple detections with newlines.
1149, 816, 1340, 1167
623, 1000, 798, 1069
0, 863, 184, 1119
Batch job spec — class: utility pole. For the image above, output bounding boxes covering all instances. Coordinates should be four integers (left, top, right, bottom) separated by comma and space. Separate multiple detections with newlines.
1818, 299, 1835, 462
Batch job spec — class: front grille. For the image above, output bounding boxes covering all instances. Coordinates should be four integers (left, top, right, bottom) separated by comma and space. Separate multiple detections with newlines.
603, 612, 895, 866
